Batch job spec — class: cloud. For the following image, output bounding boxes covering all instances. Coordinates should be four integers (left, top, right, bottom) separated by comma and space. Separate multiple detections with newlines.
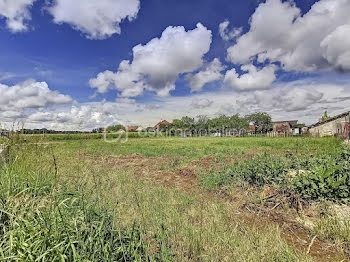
0, 71, 16, 81
89, 70, 117, 94
219, 20, 242, 41
48, 0, 140, 39
224, 64, 276, 91
191, 98, 213, 109
1, 79, 350, 130
186, 58, 225, 92
115, 97, 136, 104
226, 0, 350, 72
90, 23, 212, 97
0, 0, 36, 32
253, 86, 324, 112
0, 79, 72, 111
321, 24, 350, 71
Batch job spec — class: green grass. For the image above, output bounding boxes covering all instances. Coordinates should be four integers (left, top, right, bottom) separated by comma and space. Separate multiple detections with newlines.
51, 135, 341, 159
0, 146, 161, 261
0, 135, 346, 261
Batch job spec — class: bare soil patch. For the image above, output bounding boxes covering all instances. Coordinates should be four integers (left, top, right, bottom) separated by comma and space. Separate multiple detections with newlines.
82, 152, 349, 261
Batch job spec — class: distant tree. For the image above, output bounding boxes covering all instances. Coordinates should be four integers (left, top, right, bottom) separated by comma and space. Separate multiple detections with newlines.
246, 112, 272, 134
172, 119, 183, 129
181, 116, 195, 130
159, 123, 172, 131
322, 111, 329, 121
230, 114, 249, 131
196, 115, 208, 127
108, 124, 125, 132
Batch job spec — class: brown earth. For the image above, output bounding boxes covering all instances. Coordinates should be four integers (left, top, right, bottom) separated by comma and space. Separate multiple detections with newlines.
81, 152, 349, 261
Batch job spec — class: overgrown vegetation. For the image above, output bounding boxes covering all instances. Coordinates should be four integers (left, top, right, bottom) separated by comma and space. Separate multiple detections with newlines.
202, 145, 350, 202
0, 145, 168, 261
0, 136, 348, 261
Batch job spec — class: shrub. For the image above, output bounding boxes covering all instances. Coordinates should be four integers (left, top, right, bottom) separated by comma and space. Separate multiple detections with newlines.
291, 147, 350, 202
230, 153, 290, 187
203, 146, 350, 203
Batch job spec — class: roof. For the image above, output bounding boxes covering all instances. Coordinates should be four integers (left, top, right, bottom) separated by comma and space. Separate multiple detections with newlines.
157, 120, 172, 125
127, 126, 139, 131
272, 120, 298, 125
309, 111, 350, 128
153, 120, 172, 129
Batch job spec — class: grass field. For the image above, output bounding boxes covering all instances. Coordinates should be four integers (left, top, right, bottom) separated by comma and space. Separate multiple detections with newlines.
1, 136, 349, 261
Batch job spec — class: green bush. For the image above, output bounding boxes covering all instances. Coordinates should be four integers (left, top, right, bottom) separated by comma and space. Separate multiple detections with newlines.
230, 153, 290, 187
202, 146, 350, 203
291, 147, 350, 202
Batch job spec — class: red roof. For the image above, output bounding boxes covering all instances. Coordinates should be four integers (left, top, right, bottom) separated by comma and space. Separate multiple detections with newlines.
127, 126, 139, 132
153, 120, 172, 130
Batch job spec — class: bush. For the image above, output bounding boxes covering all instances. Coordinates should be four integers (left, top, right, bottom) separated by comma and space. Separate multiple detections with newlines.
203, 146, 350, 203
228, 153, 290, 187
291, 147, 350, 202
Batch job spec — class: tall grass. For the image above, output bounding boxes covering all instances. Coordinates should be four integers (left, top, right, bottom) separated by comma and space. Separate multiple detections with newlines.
0, 144, 165, 261
0, 140, 315, 261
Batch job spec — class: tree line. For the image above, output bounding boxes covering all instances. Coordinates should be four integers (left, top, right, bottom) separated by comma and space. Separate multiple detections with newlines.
161, 112, 273, 135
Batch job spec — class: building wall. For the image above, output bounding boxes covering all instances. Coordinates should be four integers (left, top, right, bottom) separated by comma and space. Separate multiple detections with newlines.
309, 116, 348, 137
273, 122, 292, 134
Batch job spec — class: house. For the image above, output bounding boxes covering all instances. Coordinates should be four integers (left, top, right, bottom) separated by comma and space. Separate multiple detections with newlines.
272, 120, 298, 135
153, 120, 172, 131
308, 111, 350, 138
127, 126, 140, 132
247, 124, 263, 134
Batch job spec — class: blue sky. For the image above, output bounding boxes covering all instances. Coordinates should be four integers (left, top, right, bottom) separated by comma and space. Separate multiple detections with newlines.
0, 0, 350, 130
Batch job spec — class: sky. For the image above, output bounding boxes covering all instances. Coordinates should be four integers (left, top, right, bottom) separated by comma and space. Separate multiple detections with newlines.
0, 0, 350, 130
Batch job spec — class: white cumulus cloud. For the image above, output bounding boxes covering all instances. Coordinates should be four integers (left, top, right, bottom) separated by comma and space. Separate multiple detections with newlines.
226, 0, 350, 72
219, 20, 242, 41
0, 79, 72, 110
191, 98, 213, 109
48, 0, 140, 39
186, 58, 225, 92
224, 64, 276, 91
321, 24, 350, 71
90, 23, 212, 97
0, 0, 36, 32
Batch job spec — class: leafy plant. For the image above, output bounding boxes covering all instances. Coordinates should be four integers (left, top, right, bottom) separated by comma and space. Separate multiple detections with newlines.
291, 148, 350, 202
229, 153, 290, 187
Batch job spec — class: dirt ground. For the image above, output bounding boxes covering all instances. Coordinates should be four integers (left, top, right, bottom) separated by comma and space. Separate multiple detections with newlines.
83, 152, 349, 261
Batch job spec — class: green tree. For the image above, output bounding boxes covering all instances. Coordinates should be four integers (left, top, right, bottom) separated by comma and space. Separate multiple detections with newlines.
322, 111, 329, 121
229, 114, 249, 131
181, 116, 195, 129
108, 124, 125, 132
246, 112, 272, 134
172, 119, 183, 129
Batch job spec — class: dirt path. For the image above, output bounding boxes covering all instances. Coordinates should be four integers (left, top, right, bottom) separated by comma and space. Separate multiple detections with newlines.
84, 152, 349, 261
